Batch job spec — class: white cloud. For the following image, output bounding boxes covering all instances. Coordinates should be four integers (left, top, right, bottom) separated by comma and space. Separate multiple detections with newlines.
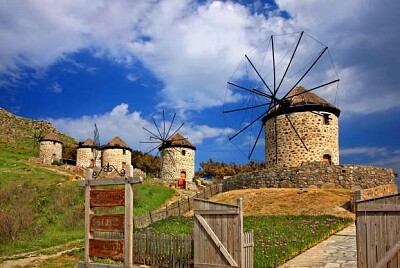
126, 73, 138, 82
50, 82, 62, 93
1, 0, 400, 116
48, 103, 231, 153
340, 146, 400, 174
275, 0, 400, 115
340, 146, 388, 158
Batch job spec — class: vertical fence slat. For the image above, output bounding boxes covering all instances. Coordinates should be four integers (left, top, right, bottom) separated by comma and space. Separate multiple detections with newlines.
357, 194, 400, 268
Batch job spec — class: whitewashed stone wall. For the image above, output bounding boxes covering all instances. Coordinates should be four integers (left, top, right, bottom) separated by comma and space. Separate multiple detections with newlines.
265, 111, 339, 167
76, 147, 101, 168
39, 141, 62, 164
161, 147, 195, 182
102, 148, 131, 171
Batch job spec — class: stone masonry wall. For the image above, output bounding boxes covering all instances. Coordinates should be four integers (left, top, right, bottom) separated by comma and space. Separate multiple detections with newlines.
102, 148, 131, 171
265, 111, 339, 167
76, 147, 101, 168
39, 141, 62, 164
358, 184, 398, 200
223, 162, 395, 191
161, 147, 195, 182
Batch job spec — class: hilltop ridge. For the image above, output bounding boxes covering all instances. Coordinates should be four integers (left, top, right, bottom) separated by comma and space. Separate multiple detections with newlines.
0, 107, 76, 146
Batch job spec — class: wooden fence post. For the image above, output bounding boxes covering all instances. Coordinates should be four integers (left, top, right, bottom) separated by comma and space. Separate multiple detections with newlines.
238, 198, 244, 268
84, 168, 93, 264
125, 180, 133, 267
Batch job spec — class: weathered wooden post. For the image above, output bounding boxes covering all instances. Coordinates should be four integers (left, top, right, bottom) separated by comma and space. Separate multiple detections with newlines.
77, 164, 142, 268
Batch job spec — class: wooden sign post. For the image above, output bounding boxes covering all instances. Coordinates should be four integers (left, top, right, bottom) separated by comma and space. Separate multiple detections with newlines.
77, 165, 142, 268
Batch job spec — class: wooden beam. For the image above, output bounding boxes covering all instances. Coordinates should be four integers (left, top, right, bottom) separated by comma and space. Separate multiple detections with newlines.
90, 189, 125, 207
124, 181, 133, 267
77, 261, 122, 268
195, 263, 237, 268
357, 204, 400, 212
89, 239, 124, 259
375, 241, 400, 268
194, 209, 239, 215
90, 214, 124, 232
195, 215, 238, 267
84, 168, 93, 264
77, 177, 143, 187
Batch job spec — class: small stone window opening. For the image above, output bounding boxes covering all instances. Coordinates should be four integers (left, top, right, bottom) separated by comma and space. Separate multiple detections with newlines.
323, 113, 331, 125
90, 159, 94, 168
182, 150, 186, 156
123, 149, 126, 155
322, 154, 331, 164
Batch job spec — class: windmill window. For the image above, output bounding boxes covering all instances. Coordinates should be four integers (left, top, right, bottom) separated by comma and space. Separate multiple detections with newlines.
123, 149, 126, 155
323, 114, 331, 125
182, 150, 186, 156
322, 154, 331, 164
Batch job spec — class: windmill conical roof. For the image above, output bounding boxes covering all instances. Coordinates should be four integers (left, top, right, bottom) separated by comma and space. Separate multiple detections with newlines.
285, 86, 336, 107
40, 133, 62, 143
78, 138, 97, 148
263, 86, 340, 122
159, 132, 196, 150
103, 136, 131, 151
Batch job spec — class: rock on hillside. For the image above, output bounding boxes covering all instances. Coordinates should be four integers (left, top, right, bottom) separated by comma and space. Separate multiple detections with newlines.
0, 107, 77, 146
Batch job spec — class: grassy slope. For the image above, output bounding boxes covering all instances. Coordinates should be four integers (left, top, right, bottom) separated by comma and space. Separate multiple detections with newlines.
0, 109, 176, 258
210, 188, 354, 218
0, 138, 175, 257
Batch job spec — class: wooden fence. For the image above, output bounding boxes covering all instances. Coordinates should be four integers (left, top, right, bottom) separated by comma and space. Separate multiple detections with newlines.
94, 230, 253, 268
133, 183, 222, 228
193, 198, 254, 268
243, 231, 254, 268
133, 232, 192, 268
94, 232, 192, 267
356, 193, 400, 267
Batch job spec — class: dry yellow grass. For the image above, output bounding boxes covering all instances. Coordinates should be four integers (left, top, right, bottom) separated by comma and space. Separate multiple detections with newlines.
210, 188, 354, 219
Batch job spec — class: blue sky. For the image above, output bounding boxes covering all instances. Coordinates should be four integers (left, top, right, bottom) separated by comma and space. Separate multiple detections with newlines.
1, 0, 400, 173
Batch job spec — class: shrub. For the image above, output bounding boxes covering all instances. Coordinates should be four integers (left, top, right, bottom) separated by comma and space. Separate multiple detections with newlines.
0, 186, 38, 243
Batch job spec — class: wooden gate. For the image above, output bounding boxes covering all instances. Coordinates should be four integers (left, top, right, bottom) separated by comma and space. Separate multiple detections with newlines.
193, 198, 253, 268
356, 193, 400, 268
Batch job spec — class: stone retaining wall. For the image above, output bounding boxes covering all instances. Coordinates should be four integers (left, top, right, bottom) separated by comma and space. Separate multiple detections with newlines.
223, 162, 395, 191
356, 183, 398, 200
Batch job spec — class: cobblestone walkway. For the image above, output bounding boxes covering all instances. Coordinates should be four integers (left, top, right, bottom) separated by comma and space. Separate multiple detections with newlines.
279, 224, 357, 268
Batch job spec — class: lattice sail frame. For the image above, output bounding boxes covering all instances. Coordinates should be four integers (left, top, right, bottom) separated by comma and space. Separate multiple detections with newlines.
223, 31, 340, 161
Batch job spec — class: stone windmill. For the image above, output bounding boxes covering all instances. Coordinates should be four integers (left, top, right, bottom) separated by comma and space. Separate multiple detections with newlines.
141, 111, 196, 186
223, 31, 341, 166
39, 133, 63, 164
159, 132, 196, 183
263, 86, 340, 167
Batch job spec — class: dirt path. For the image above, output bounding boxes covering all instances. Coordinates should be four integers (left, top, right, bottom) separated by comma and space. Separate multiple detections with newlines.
0, 240, 82, 268
1, 247, 81, 268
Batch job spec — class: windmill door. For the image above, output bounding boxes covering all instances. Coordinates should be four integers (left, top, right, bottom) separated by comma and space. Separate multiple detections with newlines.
180, 170, 186, 179
193, 198, 245, 267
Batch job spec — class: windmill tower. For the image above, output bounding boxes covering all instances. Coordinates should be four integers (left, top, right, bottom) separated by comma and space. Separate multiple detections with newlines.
140, 111, 196, 184
76, 138, 101, 168
159, 132, 196, 182
263, 86, 340, 167
223, 31, 341, 165
39, 133, 63, 164
102, 136, 132, 170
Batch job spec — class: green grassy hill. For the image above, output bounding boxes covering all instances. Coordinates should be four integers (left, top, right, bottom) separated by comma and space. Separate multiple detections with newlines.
0, 107, 175, 257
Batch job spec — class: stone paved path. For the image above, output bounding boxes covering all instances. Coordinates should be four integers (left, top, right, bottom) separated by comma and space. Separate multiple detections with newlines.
279, 224, 357, 268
